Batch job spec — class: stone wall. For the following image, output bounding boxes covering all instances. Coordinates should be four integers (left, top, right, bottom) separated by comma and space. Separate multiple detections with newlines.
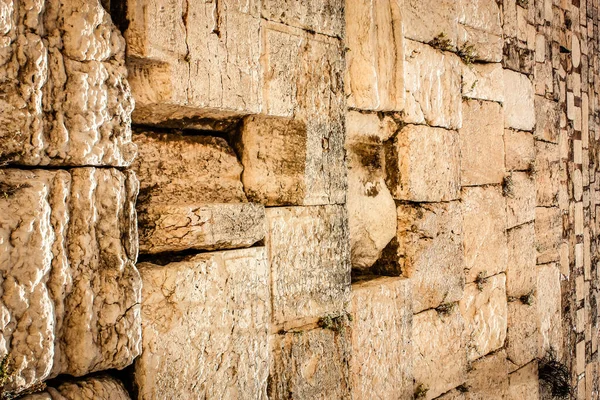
0, 0, 598, 399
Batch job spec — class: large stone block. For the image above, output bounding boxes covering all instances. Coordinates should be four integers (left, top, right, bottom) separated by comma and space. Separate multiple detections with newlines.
262, 0, 343, 37
503, 69, 535, 131
458, 0, 502, 36
403, 40, 462, 129
504, 129, 534, 172
464, 350, 509, 399
457, 25, 503, 63
403, 0, 459, 47
508, 362, 540, 400
0, 0, 135, 166
537, 263, 562, 357
345, 0, 404, 111
459, 99, 505, 186
506, 172, 536, 229
386, 124, 460, 202
0, 168, 140, 391
396, 202, 464, 313
459, 274, 508, 361
235, 115, 345, 206
33, 376, 131, 400
535, 141, 560, 207
413, 307, 467, 399
134, 248, 270, 400
462, 63, 505, 102
266, 206, 350, 328
506, 223, 536, 298
346, 111, 397, 143
534, 96, 560, 143
507, 300, 538, 368
535, 207, 561, 264
350, 278, 412, 399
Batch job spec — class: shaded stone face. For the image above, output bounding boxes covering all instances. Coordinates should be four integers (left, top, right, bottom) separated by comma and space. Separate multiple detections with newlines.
503, 69, 535, 131
464, 350, 509, 399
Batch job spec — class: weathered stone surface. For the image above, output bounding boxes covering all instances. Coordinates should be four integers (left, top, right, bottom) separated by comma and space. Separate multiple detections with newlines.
413, 307, 467, 399
387, 124, 460, 202
537, 263, 562, 357
0, 168, 140, 390
52, 375, 130, 400
459, 274, 508, 361
236, 115, 345, 206
404, 40, 462, 129
457, 25, 503, 63
462, 63, 504, 102
270, 328, 350, 400
506, 223, 536, 298
508, 362, 540, 400
462, 186, 507, 282
506, 172, 536, 229
350, 278, 412, 399
138, 203, 265, 254
535, 207, 561, 264
458, 0, 502, 36
266, 206, 350, 327
507, 301, 538, 368
535, 141, 560, 207
125, 0, 262, 125
134, 248, 269, 400
465, 350, 509, 399
0, 0, 135, 166
262, 0, 343, 37
404, 0, 459, 47
345, 0, 404, 111
503, 69, 535, 131
534, 96, 559, 143
397, 202, 464, 313
346, 111, 398, 143
504, 129, 534, 171
459, 100, 505, 186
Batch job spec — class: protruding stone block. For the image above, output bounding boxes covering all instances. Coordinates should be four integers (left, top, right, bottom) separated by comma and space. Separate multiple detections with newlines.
535, 207, 561, 264
535, 141, 560, 207
403, 0, 459, 47
535, 96, 559, 143
503, 69, 535, 131
506, 223, 536, 298
537, 263, 562, 357
507, 300, 538, 368
262, 0, 344, 37
504, 129, 535, 171
508, 362, 540, 400
350, 278, 412, 399
465, 350, 509, 399
506, 172, 536, 229
462, 63, 505, 102
134, 248, 270, 400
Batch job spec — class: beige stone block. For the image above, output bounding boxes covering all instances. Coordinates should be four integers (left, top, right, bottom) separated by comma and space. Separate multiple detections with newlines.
403, 0, 459, 47
403, 40, 463, 129
236, 115, 345, 206
0, 168, 140, 390
350, 278, 412, 399
537, 263, 562, 357
535, 141, 560, 207
134, 248, 270, 400
266, 206, 350, 327
459, 100, 505, 186
462, 63, 505, 102
508, 362, 540, 400
345, 0, 404, 111
396, 202, 464, 313
535, 207, 561, 264
507, 301, 538, 368
387, 124, 460, 202
535, 61, 553, 97
0, 0, 135, 167
504, 69, 535, 131
535, 96, 560, 143
460, 274, 508, 361
506, 223, 536, 298
504, 130, 535, 171
262, 0, 343, 37
346, 111, 398, 143
462, 186, 507, 282
506, 172, 536, 229
413, 308, 467, 399
437, 389, 466, 400
458, 0, 502, 36
457, 25, 503, 63
465, 350, 509, 399
47, 375, 131, 400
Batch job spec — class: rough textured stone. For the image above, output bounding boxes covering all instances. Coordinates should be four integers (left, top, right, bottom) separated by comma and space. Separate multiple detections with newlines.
403, 40, 462, 129
465, 350, 509, 399
508, 362, 540, 400
346, 111, 398, 143
0, 168, 140, 390
404, 0, 459, 47
51, 375, 130, 400
413, 307, 467, 399
350, 278, 412, 400
235, 115, 345, 206
459, 100, 505, 186
503, 69, 535, 131
462, 63, 505, 102
534, 96, 560, 143
506, 172, 536, 229
459, 274, 508, 361
134, 248, 269, 400
0, 0, 135, 166
537, 263, 562, 357
504, 129, 535, 171
535, 207, 561, 264
262, 0, 343, 37
387, 124, 460, 202
535, 141, 560, 207
266, 206, 350, 328
345, 0, 404, 111
396, 202, 464, 313
138, 203, 265, 254
458, 0, 502, 36
506, 223, 536, 298
507, 301, 538, 368
457, 25, 503, 63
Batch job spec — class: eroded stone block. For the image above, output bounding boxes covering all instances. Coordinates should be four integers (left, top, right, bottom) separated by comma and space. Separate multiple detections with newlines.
134, 248, 269, 400
537, 263, 562, 357
346, 111, 398, 143
465, 350, 509, 399
503, 69, 535, 131
462, 63, 505, 102
508, 362, 540, 400
506, 223, 536, 298
507, 300, 538, 368
403, 0, 459, 47
458, 0, 502, 36
48, 375, 131, 400
458, 25, 503, 63
506, 172, 536, 229
534, 96, 559, 143
535, 141, 560, 207
504, 129, 535, 172
262, 0, 343, 37
535, 207, 561, 264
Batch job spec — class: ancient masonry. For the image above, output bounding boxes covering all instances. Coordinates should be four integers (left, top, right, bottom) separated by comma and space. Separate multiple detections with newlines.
0, 0, 599, 399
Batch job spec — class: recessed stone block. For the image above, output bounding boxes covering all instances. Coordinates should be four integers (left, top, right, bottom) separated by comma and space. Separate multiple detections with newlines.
465, 350, 509, 399
535, 207, 561, 264
535, 141, 560, 207
506, 223, 536, 298
504, 130, 535, 172
503, 69, 535, 131
506, 172, 536, 229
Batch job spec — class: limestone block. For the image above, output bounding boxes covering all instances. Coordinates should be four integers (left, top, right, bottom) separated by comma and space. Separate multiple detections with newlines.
459, 100, 505, 186
387, 124, 460, 202
138, 203, 265, 254
413, 307, 467, 399
462, 186, 507, 282
503, 69, 535, 131
262, 0, 343, 37
0, 168, 140, 391
0, 0, 135, 167
506, 172, 536, 229
507, 301, 538, 368
266, 206, 350, 327
506, 223, 536, 298
535, 141, 560, 207
537, 263, 562, 357
436, 389, 466, 400
462, 63, 505, 102
535, 207, 561, 264
350, 278, 412, 399
458, 0, 502, 36
134, 248, 270, 400
403, 0, 459, 47
508, 362, 540, 400
459, 274, 508, 361
346, 111, 398, 143
504, 129, 534, 171
270, 328, 350, 399
396, 202, 464, 313
345, 0, 404, 111
465, 350, 509, 399
52, 376, 130, 400
125, 0, 262, 125
457, 25, 503, 63
404, 40, 463, 129
534, 96, 560, 143
236, 115, 345, 206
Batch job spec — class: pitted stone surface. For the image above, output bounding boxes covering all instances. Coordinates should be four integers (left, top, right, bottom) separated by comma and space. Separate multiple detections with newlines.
504, 129, 535, 171
262, 0, 343, 37
503, 69, 535, 131
464, 350, 509, 399
534, 96, 559, 143
404, 0, 459, 47
506, 172, 536, 229
506, 223, 536, 298
458, 25, 503, 63
52, 375, 130, 400
458, 0, 502, 36
462, 63, 505, 102
508, 362, 539, 400
507, 300, 538, 368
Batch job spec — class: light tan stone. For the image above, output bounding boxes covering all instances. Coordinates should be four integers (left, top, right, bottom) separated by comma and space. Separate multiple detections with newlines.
262, 0, 343, 37
437, 389, 466, 400
345, 0, 404, 111
460, 274, 508, 361
503, 69, 535, 131
0, 0, 135, 167
397, 202, 464, 313
266, 206, 350, 327
0, 168, 140, 390
462, 63, 505, 102
413, 307, 467, 399
506, 223, 536, 298
134, 248, 270, 400
404, 40, 463, 129
459, 100, 505, 186
534, 96, 560, 143
350, 278, 412, 399
537, 264, 562, 358
465, 350, 509, 399
508, 362, 540, 400
458, 0, 502, 35
462, 186, 507, 282
535, 207, 561, 264
387, 124, 460, 202
507, 301, 538, 368
52, 376, 130, 400
506, 172, 536, 229
504, 130, 535, 172
346, 111, 398, 143
236, 115, 345, 206
403, 0, 459, 47
457, 25, 503, 63
535, 141, 560, 207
